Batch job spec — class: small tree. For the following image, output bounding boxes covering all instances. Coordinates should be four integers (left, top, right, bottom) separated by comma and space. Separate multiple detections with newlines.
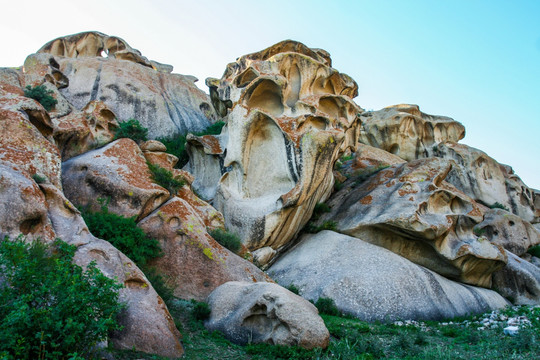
114, 119, 148, 143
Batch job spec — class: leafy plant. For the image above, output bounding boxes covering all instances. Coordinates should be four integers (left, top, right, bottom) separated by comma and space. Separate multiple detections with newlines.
287, 284, 300, 295
0, 236, 124, 359
312, 202, 331, 221
315, 297, 341, 316
31, 173, 46, 184
528, 245, 540, 258
195, 121, 225, 136
306, 220, 338, 233
489, 202, 510, 211
209, 228, 242, 254
80, 202, 162, 267
24, 85, 57, 111
192, 301, 211, 321
114, 119, 148, 143
147, 162, 185, 195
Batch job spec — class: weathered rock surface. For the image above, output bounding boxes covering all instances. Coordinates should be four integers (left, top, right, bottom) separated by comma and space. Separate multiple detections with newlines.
492, 251, 540, 305
0, 91, 62, 189
475, 209, 540, 257
189, 40, 362, 255
138, 193, 272, 301
358, 104, 465, 161
39, 183, 184, 357
206, 281, 329, 349
435, 141, 538, 223
62, 138, 169, 220
268, 231, 509, 322
317, 157, 507, 287
36, 31, 216, 138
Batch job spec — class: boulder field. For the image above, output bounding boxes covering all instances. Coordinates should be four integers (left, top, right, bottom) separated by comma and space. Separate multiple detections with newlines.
1, 32, 539, 357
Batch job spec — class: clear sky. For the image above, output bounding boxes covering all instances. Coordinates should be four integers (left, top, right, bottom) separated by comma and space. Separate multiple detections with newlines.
2, 0, 539, 189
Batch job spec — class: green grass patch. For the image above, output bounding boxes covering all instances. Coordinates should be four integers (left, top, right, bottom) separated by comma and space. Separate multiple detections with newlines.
147, 162, 186, 195
208, 228, 242, 254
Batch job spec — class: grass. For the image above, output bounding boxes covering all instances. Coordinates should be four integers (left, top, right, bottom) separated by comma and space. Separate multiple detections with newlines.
147, 162, 186, 195
111, 298, 540, 359
208, 228, 242, 254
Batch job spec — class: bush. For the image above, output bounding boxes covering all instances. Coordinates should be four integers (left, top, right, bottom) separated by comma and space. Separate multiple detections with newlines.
528, 245, 540, 258
114, 119, 148, 143
81, 202, 162, 266
24, 85, 57, 111
192, 301, 211, 321
0, 236, 124, 359
209, 228, 242, 254
489, 202, 509, 211
31, 173, 46, 184
157, 134, 189, 168
147, 162, 186, 195
315, 297, 341, 316
287, 284, 300, 295
195, 121, 226, 136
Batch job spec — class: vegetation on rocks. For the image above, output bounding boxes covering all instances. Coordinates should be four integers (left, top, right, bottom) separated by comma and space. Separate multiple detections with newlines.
114, 118, 148, 143
147, 162, 186, 196
23, 85, 57, 111
489, 202, 510, 211
209, 228, 242, 254
0, 236, 124, 360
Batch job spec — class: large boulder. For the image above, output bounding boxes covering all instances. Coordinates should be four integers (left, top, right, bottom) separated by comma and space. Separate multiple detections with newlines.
62, 138, 169, 220
36, 31, 216, 138
188, 40, 362, 257
138, 192, 272, 301
358, 104, 465, 161
206, 281, 329, 349
39, 183, 184, 357
316, 157, 507, 287
492, 251, 540, 305
268, 231, 509, 322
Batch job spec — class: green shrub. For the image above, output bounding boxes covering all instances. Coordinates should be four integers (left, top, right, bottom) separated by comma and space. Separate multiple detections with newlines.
192, 301, 211, 321
24, 85, 57, 111
114, 119, 148, 143
0, 236, 124, 359
157, 134, 189, 168
31, 173, 46, 184
528, 245, 540, 258
489, 202, 509, 211
287, 284, 300, 295
147, 162, 185, 195
195, 121, 226, 136
334, 180, 344, 191
312, 202, 331, 221
306, 220, 338, 234
81, 203, 162, 267
209, 228, 242, 254
315, 297, 341, 316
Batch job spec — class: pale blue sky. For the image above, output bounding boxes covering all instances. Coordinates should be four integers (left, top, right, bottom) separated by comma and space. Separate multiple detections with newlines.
2, 0, 539, 188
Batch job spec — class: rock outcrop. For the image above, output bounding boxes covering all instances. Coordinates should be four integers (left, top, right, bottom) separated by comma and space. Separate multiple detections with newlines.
317, 157, 507, 287
36, 31, 216, 138
492, 251, 540, 305
188, 40, 362, 257
205, 281, 329, 349
268, 231, 509, 322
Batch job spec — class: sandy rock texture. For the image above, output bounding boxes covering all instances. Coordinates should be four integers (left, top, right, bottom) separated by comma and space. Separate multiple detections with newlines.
268, 231, 509, 322
206, 281, 329, 349
317, 157, 506, 287
188, 40, 362, 257
37, 31, 216, 138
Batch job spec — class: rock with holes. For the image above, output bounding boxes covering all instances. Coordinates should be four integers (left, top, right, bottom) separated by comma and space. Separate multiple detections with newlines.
0, 162, 56, 242
53, 100, 119, 160
205, 281, 329, 349
335, 143, 406, 180
35, 31, 216, 138
316, 157, 507, 287
188, 40, 362, 256
39, 183, 184, 357
268, 231, 509, 321
0, 90, 62, 189
61, 138, 169, 221
138, 189, 272, 301
358, 104, 465, 161
474, 209, 540, 256
435, 141, 538, 223
492, 251, 540, 305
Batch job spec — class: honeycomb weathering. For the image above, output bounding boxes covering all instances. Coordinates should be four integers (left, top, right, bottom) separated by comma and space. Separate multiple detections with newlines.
187, 40, 362, 254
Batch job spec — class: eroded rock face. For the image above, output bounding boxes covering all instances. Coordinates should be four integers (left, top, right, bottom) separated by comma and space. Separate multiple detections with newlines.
206, 281, 329, 349
62, 138, 169, 220
39, 183, 184, 358
317, 157, 507, 287
36, 31, 216, 138
268, 231, 509, 322
0, 91, 62, 189
475, 209, 540, 257
492, 251, 540, 305
358, 104, 465, 161
189, 40, 362, 253
138, 192, 272, 301
435, 141, 538, 223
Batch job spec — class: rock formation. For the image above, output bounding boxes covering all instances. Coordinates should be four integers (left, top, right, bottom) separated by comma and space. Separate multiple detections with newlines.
206, 281, 329, 349
188, 40, 362, 256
